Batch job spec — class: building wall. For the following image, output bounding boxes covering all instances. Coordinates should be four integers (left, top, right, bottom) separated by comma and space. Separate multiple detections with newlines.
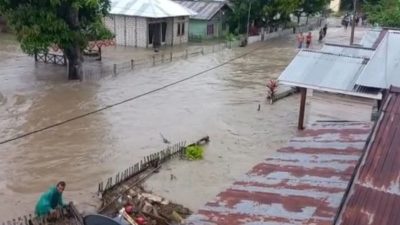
172, 16, 189, 45
188, 13, 228, 40
104, 15, 147, 47
136, 17, 147, 48
330, 0, 341, 13
105, 15, 187, 47
189, 20, 207, 38
308, 91, 375, 123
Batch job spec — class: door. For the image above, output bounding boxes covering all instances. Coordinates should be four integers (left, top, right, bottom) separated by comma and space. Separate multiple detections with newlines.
149, 22, 166, 47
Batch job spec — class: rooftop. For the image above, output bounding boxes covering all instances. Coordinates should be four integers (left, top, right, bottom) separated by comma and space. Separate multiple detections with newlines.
337, 86, 400, 225
186, 122, 372, 225
355, 30, 400, 89
278, 49, 381, 99
278, 28, 400, 98
109, 0, 193, 18
174, 1, 227, 20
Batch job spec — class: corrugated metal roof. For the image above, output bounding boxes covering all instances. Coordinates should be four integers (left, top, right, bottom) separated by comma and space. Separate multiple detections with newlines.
110, 0, 193, 18
321, 44, 374, 59
174, 1, 226, 20
278, 50, 381, 99
187, 122, 372, 225
336, 86, 400, 225
355, 31, 400, 89
358, 28, 383, 48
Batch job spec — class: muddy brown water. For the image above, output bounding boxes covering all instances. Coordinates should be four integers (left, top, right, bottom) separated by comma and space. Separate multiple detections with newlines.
0, 26, 366, 219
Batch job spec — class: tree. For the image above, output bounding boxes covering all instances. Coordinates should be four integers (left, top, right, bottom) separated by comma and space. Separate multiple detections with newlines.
365, 0, 400, 27
0, 0, 113, 80
228, 0, 300, 34
294, 0, 329, 24
263, 0, 300, 28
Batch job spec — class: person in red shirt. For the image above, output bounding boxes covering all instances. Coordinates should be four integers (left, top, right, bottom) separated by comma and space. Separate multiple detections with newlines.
306, 32, 312, 48
297, 32, 304, 49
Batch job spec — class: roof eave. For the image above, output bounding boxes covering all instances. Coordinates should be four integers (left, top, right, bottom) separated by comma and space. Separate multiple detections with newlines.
279, 80, 383, 100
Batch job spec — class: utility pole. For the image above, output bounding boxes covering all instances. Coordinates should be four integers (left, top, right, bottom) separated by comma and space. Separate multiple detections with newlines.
350, 0, 357, 45
246, 0, 252, 40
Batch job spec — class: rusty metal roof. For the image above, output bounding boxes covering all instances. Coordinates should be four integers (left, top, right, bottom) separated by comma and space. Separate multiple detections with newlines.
186, 122, 372, 225
336, 86, 400, 225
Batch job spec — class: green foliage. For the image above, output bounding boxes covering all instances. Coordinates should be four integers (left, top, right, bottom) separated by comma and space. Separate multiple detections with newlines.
364, 0, 400, 27
225, 33, 237, 42
0, 0, 113, 55
185, 145, 204, 160
228, 0, 329, 33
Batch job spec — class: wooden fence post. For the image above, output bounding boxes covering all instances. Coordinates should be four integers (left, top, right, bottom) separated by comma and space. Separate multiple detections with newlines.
113, 64, 117, 76
170, 52, 173, 61
131, 59, 134, 70
152, 55, 155, 66
185, 49, 188, 59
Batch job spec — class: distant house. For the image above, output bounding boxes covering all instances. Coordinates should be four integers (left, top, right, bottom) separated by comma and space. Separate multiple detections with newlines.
104, 0, 193, 48
329, 0, 341, 13
175, 0, 231, 40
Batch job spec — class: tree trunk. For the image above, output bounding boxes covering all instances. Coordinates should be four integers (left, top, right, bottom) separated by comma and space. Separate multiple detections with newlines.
65, 44, 82, 80
65, 5, 82, 80
306, 15, 309, 25
297, 15, 301, 24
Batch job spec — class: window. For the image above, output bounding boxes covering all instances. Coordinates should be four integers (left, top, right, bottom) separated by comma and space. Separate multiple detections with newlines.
207, 24, 214, 36
162, 22, 167, 42
177, 22, 185, 36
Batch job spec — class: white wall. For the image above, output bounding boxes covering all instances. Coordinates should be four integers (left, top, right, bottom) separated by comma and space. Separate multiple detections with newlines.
330, 0, 341, 13
105, 15, 188, 48
104, 15, 147, 47
172, 17, 189, 45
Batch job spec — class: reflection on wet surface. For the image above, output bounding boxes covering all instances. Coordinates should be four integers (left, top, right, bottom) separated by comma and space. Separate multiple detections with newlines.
0, 26, 365, 218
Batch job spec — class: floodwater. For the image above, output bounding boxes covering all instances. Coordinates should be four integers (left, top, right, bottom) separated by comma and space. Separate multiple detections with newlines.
0, 25, 365, 219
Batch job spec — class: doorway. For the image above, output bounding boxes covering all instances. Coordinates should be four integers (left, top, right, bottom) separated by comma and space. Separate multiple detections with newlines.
148, 22, 167, 47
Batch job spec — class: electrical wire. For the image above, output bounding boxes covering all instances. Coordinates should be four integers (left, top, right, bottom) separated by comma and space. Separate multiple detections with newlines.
0, 47, 259, 145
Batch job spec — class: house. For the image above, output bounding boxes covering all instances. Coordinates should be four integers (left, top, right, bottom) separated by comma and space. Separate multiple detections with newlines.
329, 0, 341, 13
336, 86, 400, 225
277, 28, 400, 129
174, 0, 231, 40
278, 45, 381, 129
104, 0, 193, 48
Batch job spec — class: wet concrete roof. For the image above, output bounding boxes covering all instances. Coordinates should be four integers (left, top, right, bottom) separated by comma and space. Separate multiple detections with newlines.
337, 86, 400, 225
186, 121, 372, 225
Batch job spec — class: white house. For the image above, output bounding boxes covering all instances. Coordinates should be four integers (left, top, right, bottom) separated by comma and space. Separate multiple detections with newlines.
105, 0, 194, 48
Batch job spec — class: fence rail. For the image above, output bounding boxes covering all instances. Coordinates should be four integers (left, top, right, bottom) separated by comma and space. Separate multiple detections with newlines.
81, 41, 240, 81
97, 141, 187, 196
81, 18, 325, 81
35, 53, 67, 66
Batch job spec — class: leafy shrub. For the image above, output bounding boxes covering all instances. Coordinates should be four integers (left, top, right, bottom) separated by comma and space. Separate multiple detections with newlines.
185, 145, 204, 160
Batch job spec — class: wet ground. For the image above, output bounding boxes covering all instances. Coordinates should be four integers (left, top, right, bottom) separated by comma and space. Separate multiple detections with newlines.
0, 22, 366, 219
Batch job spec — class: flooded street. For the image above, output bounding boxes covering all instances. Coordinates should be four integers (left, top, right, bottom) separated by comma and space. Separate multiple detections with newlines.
0, 25, 365, 219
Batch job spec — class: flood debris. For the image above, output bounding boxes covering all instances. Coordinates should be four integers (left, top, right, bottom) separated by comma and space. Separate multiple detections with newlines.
109, 186, 192, 225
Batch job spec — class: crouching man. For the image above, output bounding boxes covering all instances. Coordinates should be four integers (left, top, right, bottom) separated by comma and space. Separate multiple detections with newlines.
35, 181, 67, 218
